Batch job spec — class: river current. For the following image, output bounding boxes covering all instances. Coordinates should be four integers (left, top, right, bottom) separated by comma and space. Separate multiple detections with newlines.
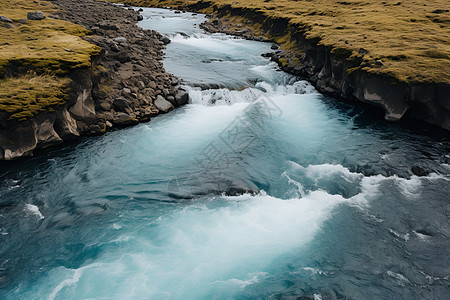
0, 7, 449, 299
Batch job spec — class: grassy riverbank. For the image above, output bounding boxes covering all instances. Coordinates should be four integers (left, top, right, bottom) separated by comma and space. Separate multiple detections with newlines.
0, 0, 100, 120
119, 0, 449, 85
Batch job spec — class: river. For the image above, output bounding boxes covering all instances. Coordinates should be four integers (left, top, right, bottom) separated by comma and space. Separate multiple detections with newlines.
0, 7, 449, 299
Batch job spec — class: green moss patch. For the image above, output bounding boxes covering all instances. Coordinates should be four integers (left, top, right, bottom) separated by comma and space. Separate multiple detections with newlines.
0, 72, 71, 120
0, 0, 101, 120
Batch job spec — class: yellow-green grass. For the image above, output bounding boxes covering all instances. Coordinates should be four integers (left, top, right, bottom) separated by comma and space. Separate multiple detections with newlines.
119, 0, 450, 84
0, 0, 101, 120
0, 72, 70, 120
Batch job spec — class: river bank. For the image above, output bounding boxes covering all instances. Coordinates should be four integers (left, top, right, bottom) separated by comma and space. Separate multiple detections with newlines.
0, 0, 188, 160
117, 0, 450, 131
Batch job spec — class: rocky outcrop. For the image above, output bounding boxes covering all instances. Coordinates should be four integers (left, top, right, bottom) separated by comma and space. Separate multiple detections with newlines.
179, 2, 450, 130
0, 0, 190, 160
27, 11, 46, 20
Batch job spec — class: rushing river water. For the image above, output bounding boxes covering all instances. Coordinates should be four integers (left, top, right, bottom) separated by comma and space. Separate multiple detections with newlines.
1, 7, 449, 299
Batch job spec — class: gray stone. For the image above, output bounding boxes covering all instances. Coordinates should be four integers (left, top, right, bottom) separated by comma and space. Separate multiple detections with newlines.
27, 11, 46, 20
160, 36, 171, 45
122, 88, 132, 96
113, 36, 127, 44
99, 101, 112, 111
154, 95, 174, 113
111, 113, 139, 127
174, 90, 189, 106
0, 16, 13, 23
137, 14, 143, 21
113, 97, 130, 112
98, 21, 118, 30
110, 43, 120, 52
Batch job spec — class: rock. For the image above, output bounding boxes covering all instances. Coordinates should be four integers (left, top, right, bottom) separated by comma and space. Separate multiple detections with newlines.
98, 21, 118, 30
174, 90, 189, 106
2, 23, 13, 29
110, 43, 120, 52
358, 47, 369, 54
171, 78, 179, 86
106, 121, 113, 128
154, 95, 174, 113
138, 8, 143, 12
411, 166, 429, 177
36, 119, 63, 149
166, 95, 175, 104
224, 180, 260, 196
18, 19, 27, 24
137, 14, 143, 21
99, 101, 112, 111
111, 113, 139, 127
160, 36, 171, 45
64, 48, 73, 52
113, 36, 127, 44
174, 10, 181, 14
0, 16, 13, 23
137, 81, 145, 89
375, 60, 384, 66
27, 11, 46, 20
112, 97, 131, 112
271, 44, 278, 50
115, 52, 131, 63
122, 88, 132, 97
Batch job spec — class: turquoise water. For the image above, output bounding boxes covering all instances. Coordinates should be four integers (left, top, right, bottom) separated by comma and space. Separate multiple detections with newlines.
0, 7, 449, 299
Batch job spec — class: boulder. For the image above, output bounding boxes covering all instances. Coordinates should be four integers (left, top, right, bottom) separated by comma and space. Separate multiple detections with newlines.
174, 90, 189, 106
0, 16, 12, 23
110, 43, 120, 52
113, 36, 127, 44
137, 14, 143, 21
27, 11, 46, 20
160, 36, 171, 45
411, 166, 429, 177
111, 113, 139, 127
154, 95, 174, 113
98, 21, 118, 30
113, 97, 131, 112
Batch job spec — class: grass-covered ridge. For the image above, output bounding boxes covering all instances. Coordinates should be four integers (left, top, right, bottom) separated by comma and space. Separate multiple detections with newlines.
121, 0, 450, 84
0, 0, 101, 120
0, 72, 70, 120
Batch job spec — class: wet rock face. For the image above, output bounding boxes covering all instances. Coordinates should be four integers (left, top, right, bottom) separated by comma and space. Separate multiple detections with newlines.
0, 0, 190, 160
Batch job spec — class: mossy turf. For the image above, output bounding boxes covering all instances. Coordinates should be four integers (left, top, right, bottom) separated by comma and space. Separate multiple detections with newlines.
0, 72, 70, 120
0, 0, 101, 120
120, 0, 450, 84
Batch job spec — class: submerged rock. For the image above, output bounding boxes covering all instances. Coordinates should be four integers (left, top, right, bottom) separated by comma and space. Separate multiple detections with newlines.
411, 166, 429, 177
